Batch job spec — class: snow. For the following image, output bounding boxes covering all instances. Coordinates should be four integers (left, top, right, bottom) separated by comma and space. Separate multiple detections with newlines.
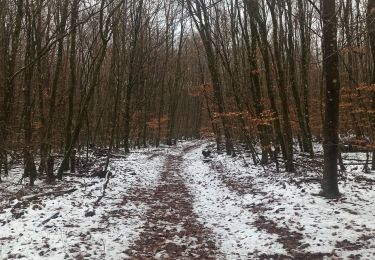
182, 148, 286, 259
181, 142, 375, 258
0, 149, 165, 259
1, 140, 375, 259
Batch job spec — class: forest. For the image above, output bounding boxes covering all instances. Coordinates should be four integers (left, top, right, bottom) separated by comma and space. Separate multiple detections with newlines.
1, 0, 375, 259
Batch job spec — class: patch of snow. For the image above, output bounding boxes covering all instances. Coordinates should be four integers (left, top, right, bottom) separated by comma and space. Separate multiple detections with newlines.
182, 145, 286, 259
0, 149, 166, 259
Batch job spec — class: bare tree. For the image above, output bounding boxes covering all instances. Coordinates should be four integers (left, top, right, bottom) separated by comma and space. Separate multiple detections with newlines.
267, 0, 294, 172
57, 0, 121, 179
186, 0, 233, 155
0, 0, 23, 181
321, 0, 340, 198
368, 0, 375, 169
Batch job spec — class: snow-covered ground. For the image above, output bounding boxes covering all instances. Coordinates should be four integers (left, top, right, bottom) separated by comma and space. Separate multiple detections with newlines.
0, 149, 166, 259
182, 142, 375, 259
182, 151, 286, 259
1, 140, 375, 259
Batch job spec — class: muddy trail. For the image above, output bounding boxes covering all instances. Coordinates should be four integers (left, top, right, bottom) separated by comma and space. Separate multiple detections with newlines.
126, 146, 220, 259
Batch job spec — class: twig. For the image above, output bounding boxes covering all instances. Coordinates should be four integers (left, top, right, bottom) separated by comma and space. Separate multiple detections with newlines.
38, 212, 60, 227
94, 171, 111, 206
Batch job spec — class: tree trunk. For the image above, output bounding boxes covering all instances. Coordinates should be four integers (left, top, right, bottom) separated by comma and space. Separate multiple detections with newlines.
367, 0, 375, 169
298, 0, 314, 156
64, 0, 79, 169
57, 0, 115, 179
321, 0, 340, 198
241, 1, 270, 164
123, 0, 144, 153
286, 0, 313, 156
23, 3, 37, 186
268, 0, 294, 172
245, 0, 287, 162
0, 0, 23, 178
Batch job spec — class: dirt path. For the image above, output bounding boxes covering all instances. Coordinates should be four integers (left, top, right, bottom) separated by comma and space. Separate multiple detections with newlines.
126, 146, 220, 259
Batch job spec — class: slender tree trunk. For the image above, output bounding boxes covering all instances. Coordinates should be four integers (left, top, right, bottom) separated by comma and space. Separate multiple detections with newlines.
57, 0, 116, 179
193, 32, 221, 150
23, 3, 37, 186
0, 0, 23, 179
44, 0, 69, 171
245, 0, 287, 162
123, 0, 144, 153
269, 0, 294, 172
35, 2, 48, 175
58, 43, 109, 179
156, 84, 164, 147
167, 13, 184, 146
286, 0, 313, 156
105, 25, 121, 172
298, 0, 314, 156
321, 0, 340, 198
64, 0, 79, 172
367, 0, 375, 169
241, 2, 269, 164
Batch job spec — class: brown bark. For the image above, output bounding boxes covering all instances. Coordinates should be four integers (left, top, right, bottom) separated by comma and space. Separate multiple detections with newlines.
64, 0, 80, 167
23, 1, 37, 186
367, 0, 375, 169
0, 0, 23, 179
321, 0, 340, 198
298, 0, 314, 156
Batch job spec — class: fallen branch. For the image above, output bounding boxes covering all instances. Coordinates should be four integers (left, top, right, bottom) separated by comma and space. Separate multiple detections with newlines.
22, 188, 78, 201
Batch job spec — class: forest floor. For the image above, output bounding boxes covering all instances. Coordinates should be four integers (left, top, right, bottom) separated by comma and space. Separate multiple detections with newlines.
1, 140, 375, 259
